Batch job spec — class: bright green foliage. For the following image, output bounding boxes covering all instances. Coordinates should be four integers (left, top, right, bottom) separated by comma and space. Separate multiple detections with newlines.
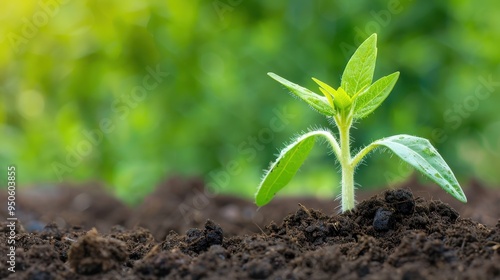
268, 73, 334, 116
255, 134, 316, 206
313, 78, 352, 110
353, 72, 399, 119
369, 135, 466, 202
256, 33, 467, 211
341, 34, 377, 97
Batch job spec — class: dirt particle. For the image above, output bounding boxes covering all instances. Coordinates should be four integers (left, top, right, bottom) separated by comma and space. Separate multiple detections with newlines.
68, 228, 127, 275
402, 268, 425, 280
429, 201, 460, 222
244, 259, 273, 279
134, 248, 190, 277
26, 269, 53, 280
40, 222, 62, 240
185, 220, 223, 254
305, 221, 331, 244
385, 189, 415, 215
189, 245, 229, 279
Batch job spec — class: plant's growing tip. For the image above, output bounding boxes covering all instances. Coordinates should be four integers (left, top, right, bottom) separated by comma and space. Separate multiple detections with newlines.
256, 33, 467, 212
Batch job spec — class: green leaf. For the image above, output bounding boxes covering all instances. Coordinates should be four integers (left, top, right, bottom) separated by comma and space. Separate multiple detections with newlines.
255, 134, 316, 207
312, 77, 352, 110
318, 87, 334, 108
352, 72, 399, 119
268, 72, 334, 116
333, 87, 351, 110
341, 33, 377, 96
373, 135, 467, 203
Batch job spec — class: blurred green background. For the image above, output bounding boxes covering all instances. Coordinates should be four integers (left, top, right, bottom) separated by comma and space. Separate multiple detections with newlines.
1, 0, 499, 204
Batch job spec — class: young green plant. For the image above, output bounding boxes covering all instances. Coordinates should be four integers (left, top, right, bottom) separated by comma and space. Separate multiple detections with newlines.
255, 33, 467, 212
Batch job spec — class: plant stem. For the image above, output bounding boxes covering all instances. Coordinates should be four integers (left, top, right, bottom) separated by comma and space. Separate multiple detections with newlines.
298, 130, 341, 158
337, 116, 355, 212
351, 142, 378, 169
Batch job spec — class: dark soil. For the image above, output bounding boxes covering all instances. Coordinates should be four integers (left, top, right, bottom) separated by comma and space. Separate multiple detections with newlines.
0, 177, 499, 279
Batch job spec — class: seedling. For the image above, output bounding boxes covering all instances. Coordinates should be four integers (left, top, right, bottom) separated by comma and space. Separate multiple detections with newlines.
255, 34, 467, 212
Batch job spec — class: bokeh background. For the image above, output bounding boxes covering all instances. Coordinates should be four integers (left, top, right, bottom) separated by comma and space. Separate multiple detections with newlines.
1, 0, 499, 204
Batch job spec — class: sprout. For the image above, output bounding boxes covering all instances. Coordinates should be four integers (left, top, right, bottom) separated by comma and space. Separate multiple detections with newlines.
255, 33, 467, 212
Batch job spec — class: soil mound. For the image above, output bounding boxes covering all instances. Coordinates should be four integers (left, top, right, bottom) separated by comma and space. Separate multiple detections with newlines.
1, 186, 498, 279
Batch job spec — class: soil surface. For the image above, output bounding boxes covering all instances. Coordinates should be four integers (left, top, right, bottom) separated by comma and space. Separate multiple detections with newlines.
0, 176, 499, 279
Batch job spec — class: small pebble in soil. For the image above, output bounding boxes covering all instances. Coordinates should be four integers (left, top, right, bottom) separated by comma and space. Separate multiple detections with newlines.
373, 207, 394, 231
384, 189, 415, 215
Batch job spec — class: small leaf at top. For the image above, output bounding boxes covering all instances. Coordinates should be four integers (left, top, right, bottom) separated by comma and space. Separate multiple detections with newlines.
352, 72, 399, 119
313, 77, 352, 110
255, 134, 316, 207
319, 87, 334, 108
341, 33, 377, 97
373, 135, 467, 203
332, 87, 351, 110
268, 73, 334, 116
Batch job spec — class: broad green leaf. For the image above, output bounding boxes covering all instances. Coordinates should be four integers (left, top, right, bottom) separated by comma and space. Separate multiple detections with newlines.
255, 134, 316, 207
268, 73, 334, 116
352, 72, 399, 119
372, 135, 467, 203
341, 33, 377, 96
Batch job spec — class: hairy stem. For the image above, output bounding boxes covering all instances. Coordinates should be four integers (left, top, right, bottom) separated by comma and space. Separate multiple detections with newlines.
299, 130, 341, 159
337, 116, 355, 212
351, 142, 379, 169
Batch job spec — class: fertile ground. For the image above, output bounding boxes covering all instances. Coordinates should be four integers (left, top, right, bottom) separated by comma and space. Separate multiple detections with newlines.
0, 176, 499, 279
